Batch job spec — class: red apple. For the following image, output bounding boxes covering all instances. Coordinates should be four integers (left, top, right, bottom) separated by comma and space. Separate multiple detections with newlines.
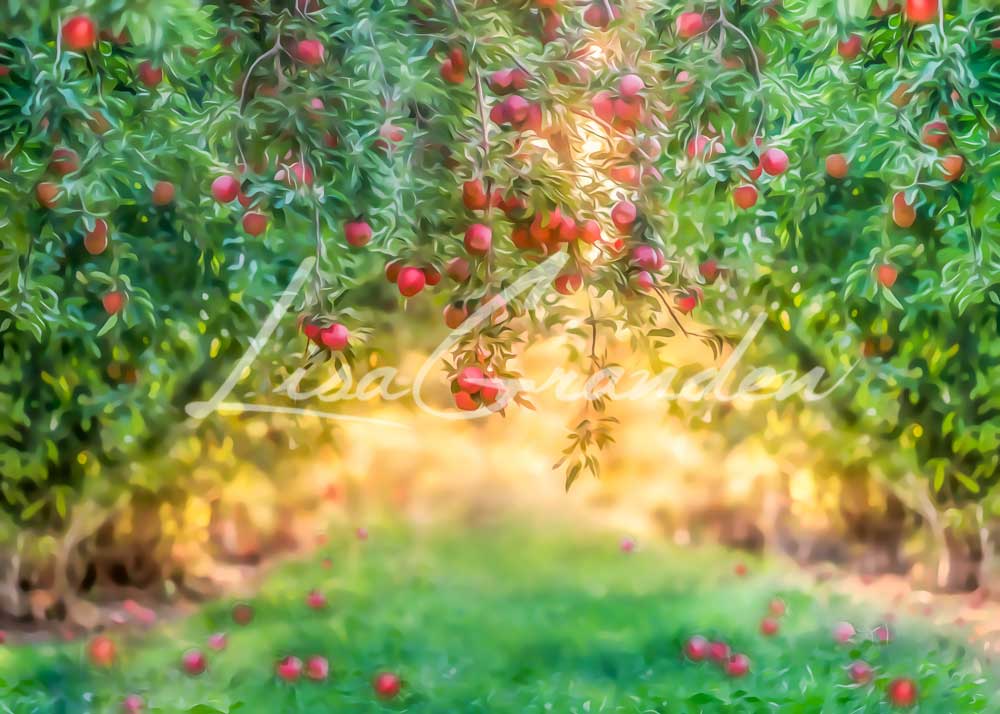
232, 602, 254, 625
443, 303, 469, 329
940, 154, 964, 181
630, 245, 664, 271
921, 120, 949, 148
207, 632, 228, 651
887, 677, 918, 707
122, 694, 144, 713
464, 223, 492, 256
457, 366, 485, 393
632, 270, 654, 292
618, 73, 644, 97
181, 649, 206, 676
397, 267, 426, 297
848, 660, 873, 684
675, 294, 698, 314
874, 624, 892, 643
446, 256, 471, 282
306, 589, 328, 609
211, 175, 239, 203
152, 180, 175, 206
554, 273, 583, 295
826, 153, 849, 179
373, 672, 401, 699
296, 39, 325, 65
733, 184, 758, 209
454, 391, 478, 411
50, 147, 79, 175
619, 536, 636, 553
699, 260, 719, 282
833, 621, 856, 644
88, 635, 116, 667
242, 211, 268, 236
877, 263, 898, 287
837, 34, 863, 60
769, 598, 786, 616
102, 291, 126, 315
320, 324, 349, 351
344, 219, 373, 248
462, 179, 488, 210
760, 148, 789, 176
578, 219, 601, 244
277, 655, 303, 682
611, 200, 637, 231
85, 219, 109, 255
760, 617, 779, 636
385, 259, 404, 283
905, 0, 937, 23
684, 635, 709, 661
306, 655, 329, 681
725, 653, 750, 678
62, 16, 98, 51
36, 181, 60, 208
707, 641, 730, 663
137, 61, 163, 88
676, 12, 706, 38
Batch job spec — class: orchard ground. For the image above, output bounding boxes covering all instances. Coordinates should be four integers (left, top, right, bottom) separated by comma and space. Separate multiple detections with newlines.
4, 521, 999, 714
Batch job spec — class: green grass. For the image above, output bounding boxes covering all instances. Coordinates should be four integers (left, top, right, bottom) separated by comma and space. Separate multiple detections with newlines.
3, 522, 998, 713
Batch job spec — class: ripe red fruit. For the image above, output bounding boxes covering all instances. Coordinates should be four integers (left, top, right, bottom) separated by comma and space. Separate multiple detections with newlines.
675, 294, 698, 314
464, 223, 492, 256
211, 175, 240, 203
88, 635, 116, 667
583, 2, 620, 27
373, 672, 402, 699
940, 154, 964, 181
36, 181, 60, 208
618, 73, 644, 98
699, 260, 719, 282
462, 179, 488, 210
232, 602, 254, 625
676, 12, 706, 38
296, 39, 325, 65
684, 635, 710, 661
619, 536, 636, 553
85, 219, 109, 255
833, 621, 856, 644
760, 148, 789, 176
877, 263, 898, 288
344, 219, 373, 248
443, 303, 469, 329
725, 654, 750, 678
760, 617, 779, 636
707, 641, 730, 663
306, 655, 329, 682
769, 598, 786, 616
457, 366, 486, 393
826, 153, 849, 179
592, 91, 615, 124
446, 256, 471, 282
848, 660, 873, 684
734, 562, 748, 577
320, 324, 349, 351
632, 270, 654, 292
379, 122, 405, 145
440, 48, 466, 84
554, 273, 583, 295
137, 61, 163, 88
611, 200, 637, 231
874, 624, 892, 643
423, 265, 442, 286
905, 0, 937, 23
385, 259, 404, 283
578, 219, 601, 244
630, 245, 664, 271
887, 677, 918, 707
276, 655, 303, 682
62, 16, 98, 52
837, 34, 863, 60
454, 391, 478, 411
892, 191, 916, 228
397, 267, 426, 297
152, 181, 175, 206
122, 694, 144, 713
207, 632, 228, 651
921, 120, 949, 148
242, 211, 268, 236
181, 649, 206, 676
102, 291, 126, 315
306, 589, 328, 609
50, 147, 80, 175
733, 184, 758, 209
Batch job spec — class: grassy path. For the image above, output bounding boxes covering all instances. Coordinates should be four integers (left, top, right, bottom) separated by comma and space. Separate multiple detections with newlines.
4, 522, 998, 713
